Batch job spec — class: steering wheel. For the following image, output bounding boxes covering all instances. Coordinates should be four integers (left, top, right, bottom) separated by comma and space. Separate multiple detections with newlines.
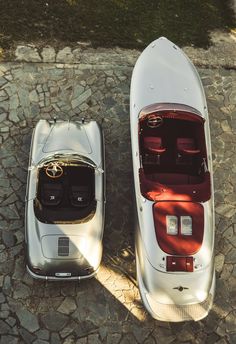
147, 114, 163, 128
45, 162, 63, 179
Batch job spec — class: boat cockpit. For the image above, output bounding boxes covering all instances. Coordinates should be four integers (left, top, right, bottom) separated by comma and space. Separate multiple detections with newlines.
138, 105, 211, 202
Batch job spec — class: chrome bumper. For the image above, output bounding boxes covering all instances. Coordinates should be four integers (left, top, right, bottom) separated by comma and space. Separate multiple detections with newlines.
26, 265, 98, 281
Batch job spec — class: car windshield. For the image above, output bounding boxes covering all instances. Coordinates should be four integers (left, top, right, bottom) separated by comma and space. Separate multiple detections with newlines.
39, 153, 97, 169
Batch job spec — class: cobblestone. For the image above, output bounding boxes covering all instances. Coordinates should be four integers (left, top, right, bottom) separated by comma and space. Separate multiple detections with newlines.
57, 297, 77, 315
0, 35, 235, 343
41, 311, 69, 332
16, 308, 40, 332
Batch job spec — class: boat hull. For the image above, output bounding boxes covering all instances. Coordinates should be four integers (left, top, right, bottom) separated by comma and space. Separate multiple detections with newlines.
130, 37, 215, 321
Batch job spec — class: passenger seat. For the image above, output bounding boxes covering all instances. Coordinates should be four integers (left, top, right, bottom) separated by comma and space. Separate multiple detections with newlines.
70, 185, 91, 207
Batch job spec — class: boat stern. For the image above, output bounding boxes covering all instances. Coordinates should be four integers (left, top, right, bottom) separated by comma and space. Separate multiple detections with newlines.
136, 251, 215, 322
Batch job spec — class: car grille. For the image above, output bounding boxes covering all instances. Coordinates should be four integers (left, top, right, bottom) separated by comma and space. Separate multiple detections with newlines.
58, 237, 69, 256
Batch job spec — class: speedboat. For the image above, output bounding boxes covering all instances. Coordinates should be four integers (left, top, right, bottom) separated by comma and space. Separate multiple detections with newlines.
130, 37, 215, 321
25, 119, 105, 280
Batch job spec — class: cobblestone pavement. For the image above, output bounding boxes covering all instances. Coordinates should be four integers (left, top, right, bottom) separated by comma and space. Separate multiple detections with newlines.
0, 36, 236, 343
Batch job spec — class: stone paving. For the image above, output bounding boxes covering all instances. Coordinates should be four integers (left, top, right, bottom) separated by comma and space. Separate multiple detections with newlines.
0, 37, 236, 343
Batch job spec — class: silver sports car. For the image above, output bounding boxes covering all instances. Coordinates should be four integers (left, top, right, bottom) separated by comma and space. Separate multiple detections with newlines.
25, 119, 105, 280
130, 37, 215, 321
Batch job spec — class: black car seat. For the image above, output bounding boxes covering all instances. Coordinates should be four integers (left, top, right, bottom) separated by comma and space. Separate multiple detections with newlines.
70, 185, 91, 207
41, 183, 63, 206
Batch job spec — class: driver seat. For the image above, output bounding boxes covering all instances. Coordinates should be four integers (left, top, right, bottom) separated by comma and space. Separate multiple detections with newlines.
41, 183, 63, 206
143, 136, 166, 164
144, 137, 166, 154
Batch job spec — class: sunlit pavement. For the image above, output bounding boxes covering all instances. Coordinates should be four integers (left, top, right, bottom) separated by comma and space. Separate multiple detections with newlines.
0, 32, 235, 343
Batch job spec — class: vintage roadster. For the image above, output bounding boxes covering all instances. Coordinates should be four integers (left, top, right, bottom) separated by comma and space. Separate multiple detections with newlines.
130, 37, 215, 321
25, 119, 105, 280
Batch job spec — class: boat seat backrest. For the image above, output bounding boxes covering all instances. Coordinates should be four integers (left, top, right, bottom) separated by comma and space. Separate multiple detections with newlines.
41, 183, 63, 206
177, 138, 200, 155
139, 168, 211, 203
147, 173, 202, 185
144, 136, 166, 154
70, 185, 91, 207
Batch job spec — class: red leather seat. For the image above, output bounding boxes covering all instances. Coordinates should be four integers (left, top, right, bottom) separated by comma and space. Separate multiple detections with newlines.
177, 138, 200, 155
144, 137, 166, 154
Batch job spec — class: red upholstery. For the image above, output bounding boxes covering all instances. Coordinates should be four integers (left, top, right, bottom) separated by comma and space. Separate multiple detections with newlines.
177, 138, 200, 155
139, 168, 211, 202
143, 137, 166, 154
153, 201, 204, 255
147, 173, 202, 185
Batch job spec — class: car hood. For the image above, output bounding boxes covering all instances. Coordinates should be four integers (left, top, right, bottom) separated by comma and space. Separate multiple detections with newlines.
42, 121, 92, 154
31, 120, 103, 167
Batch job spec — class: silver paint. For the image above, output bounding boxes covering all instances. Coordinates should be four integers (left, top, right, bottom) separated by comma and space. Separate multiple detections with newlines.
25, 119, 105, 280
130, 37, 215, 321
